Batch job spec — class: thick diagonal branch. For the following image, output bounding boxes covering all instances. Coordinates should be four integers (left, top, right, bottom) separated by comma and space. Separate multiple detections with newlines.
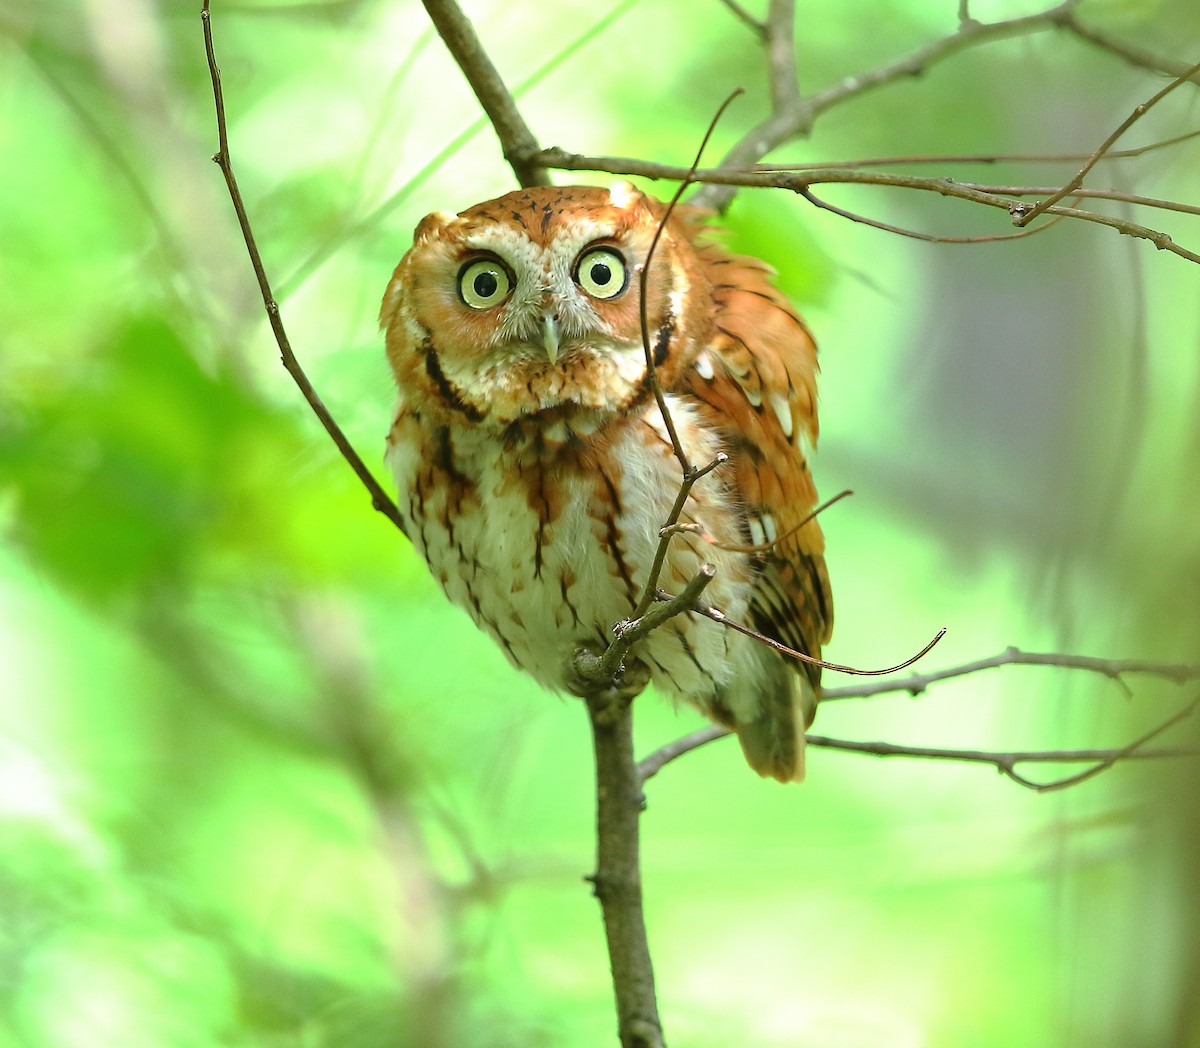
420, 0, 550, 187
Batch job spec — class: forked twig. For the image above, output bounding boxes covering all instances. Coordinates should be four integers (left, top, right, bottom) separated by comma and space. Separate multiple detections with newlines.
200, 2, 409, 535
1015, 59, 1200, 227
639, 697, 1200, 786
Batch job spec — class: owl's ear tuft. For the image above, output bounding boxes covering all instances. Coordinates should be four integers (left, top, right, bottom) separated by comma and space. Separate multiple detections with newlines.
608, 181, 643, 211
413, 210, 459, 242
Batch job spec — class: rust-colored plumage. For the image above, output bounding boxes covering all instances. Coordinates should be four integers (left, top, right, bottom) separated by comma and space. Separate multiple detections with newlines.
380, 183, 831, 781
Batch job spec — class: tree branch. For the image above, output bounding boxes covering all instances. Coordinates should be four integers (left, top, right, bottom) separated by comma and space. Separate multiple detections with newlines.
419, 0, 550, 188
824, 647, 1200, 701
640, 705, 1200, 788
691, 0, 1093, 211
585, 687, 665, 1048
637, 652, 1200, 782
531, 149, 1200, 265
200, 1, 409, 535
1015, 58, 1200, 226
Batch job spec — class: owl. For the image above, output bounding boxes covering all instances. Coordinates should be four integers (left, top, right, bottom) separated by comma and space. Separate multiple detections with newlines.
379, 182, 832, 782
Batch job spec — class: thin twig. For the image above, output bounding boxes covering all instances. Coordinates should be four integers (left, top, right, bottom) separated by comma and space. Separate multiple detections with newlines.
800, 184, 1070, 244
692, 0, 1086, 211
1015, 59, 1200, 226
715, 0, 765, 39
691, 0, 805, 211
958, 183, 1200, 219
808, 702, 1200, 793
752, 129, 1200, 169
823, 647, 1200, 701
277, 0, 637, 299
533, 150, 1200, 265
638, 703, 1200, 787
764, 0, 799, 116
200, 1, 409, 534
686, 598, 947, 675
572, 565, 718, 692
419, 0, 549, 187
638, 652, 1200, 779
1060, 13, 1200, 82
624, 88, 743, 623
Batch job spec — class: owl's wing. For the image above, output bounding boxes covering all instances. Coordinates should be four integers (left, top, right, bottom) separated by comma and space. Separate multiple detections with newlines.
680, 238, 833, 704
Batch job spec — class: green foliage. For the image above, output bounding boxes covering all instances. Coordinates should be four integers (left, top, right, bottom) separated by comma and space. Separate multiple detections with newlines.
2, 1, 1199, 1046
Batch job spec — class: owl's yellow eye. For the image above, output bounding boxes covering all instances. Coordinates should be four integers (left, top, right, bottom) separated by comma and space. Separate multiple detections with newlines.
458, 258, 513, 309
574, 247, 627, 300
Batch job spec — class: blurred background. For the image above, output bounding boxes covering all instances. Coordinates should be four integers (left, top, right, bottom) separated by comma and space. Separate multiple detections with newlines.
2, 0, 1199, 1045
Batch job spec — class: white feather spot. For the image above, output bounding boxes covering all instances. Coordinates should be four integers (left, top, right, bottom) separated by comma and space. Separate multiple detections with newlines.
694, 353, 714, 380
743, 384, 763, 409
748, 517, 766, 547
762, 514, 778, 544
769, 391, 794, 439
609, 180, 639, 209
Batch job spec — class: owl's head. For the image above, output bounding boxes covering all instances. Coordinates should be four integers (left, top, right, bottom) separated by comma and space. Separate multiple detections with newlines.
380, 183, 713, 429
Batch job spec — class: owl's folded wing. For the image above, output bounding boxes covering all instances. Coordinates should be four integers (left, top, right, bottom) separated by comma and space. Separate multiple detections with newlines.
680, 243, 833, 700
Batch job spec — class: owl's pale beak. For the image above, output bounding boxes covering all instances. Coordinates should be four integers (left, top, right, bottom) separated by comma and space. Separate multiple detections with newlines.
541, 313, 560, 364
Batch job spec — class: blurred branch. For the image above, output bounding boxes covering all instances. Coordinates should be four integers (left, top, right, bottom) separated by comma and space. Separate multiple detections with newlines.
293, 596, 458, 1046
1058, 11, 1200, 82
277, 0, 636, 299
684, 0, 1200, 213
715, 0, 765, 39
419, 0, 549, 188
691, 0, 1094, 211
200, 2, 409, 535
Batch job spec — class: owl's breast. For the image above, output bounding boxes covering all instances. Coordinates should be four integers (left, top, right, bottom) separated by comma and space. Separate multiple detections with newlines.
385, 397, 756, 703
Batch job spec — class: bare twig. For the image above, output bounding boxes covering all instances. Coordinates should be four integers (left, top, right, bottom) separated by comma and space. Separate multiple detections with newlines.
823, 647, 1200, 701
638, 652, 1200, 779
715, 0, 765, 38
1059, 13, 1200, 82
810, 702, 1200, 793
686, 595, 948, 676
616, 88, 743, 628
532, 150, 1200, 265
799, 184, 1070, 244
571, 564, 718, 694
1015, 59, 1200, 226
419, 0, 549, 187
957, 183, 1200, 219
692, 0, 1090, 211
692, 0, 805, 211
752, 129, 1200, 169
639, 701, 1200, 787
200, 1, 409, 535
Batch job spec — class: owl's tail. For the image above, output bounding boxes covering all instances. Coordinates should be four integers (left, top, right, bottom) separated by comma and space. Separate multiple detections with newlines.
718, 646, 816, 783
